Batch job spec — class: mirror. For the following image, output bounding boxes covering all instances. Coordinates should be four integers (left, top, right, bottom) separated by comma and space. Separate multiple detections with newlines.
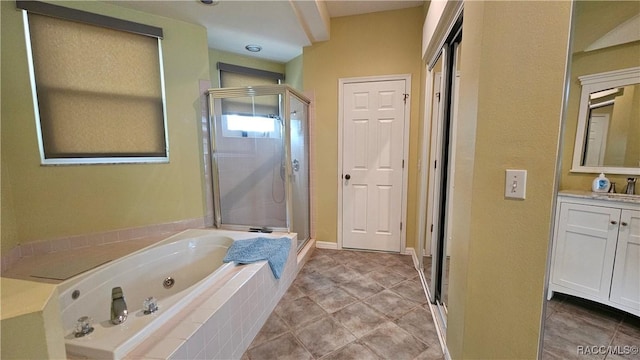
572, 68, 640, 174
543, 1, 640, 358
418, 6, 463, 341
583, 83, 639, 167
568, 0, 640, 176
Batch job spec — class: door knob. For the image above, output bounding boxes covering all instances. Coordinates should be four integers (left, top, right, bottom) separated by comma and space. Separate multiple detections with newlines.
345, 174, 351, 180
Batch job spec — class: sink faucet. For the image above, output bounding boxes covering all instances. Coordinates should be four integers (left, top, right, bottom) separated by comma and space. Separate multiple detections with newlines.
625, 178, 637, 195
110, 287, 128, 325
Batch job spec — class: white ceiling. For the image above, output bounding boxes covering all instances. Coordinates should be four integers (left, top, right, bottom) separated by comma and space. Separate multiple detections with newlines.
107, 0, 424, 62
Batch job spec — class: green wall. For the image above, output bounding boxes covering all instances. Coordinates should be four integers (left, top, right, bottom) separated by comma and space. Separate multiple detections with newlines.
1, 0, 211, 252
303, 7, 424, 249
285, 55, 303, 91
447, 1, 571, 358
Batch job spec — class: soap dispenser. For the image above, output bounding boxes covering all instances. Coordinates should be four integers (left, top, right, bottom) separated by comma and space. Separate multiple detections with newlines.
592, 173, 611, 193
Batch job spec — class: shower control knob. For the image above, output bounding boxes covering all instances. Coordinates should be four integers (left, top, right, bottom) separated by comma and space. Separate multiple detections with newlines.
345, 174, 351, 180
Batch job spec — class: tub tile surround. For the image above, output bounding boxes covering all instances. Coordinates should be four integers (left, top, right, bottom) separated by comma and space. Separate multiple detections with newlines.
122, 233, 300, 360
3, 227, 304, 359
1, 217, 207, 276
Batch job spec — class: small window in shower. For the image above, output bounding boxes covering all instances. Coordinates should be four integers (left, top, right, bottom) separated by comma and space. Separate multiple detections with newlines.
222, 114, 281, 138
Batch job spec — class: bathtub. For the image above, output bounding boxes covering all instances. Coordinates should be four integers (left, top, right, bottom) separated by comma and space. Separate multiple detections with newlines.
57, 229, 297, 359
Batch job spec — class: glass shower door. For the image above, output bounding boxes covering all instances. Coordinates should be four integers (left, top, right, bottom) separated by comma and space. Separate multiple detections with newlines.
208, 85, 311, 249
288, 93, 310, 248
211, 93, 287, 230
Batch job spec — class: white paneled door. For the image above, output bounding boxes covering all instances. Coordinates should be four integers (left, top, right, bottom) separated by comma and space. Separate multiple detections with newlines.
342, 79, 407, 252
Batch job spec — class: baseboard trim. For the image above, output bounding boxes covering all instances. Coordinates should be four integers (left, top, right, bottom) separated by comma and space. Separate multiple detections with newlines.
315, 241, 339, 250
296, 238, 316, 273
417, 263, 452, 360
404, 247, 418, 269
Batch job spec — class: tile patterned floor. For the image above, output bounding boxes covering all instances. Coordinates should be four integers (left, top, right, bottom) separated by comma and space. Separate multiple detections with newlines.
242, 248, 444, 360
543, 293, 640, 360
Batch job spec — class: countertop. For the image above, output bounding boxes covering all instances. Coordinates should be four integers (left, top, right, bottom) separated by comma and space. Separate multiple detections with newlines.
559, 190, 640, 204
1, 277, 58, 319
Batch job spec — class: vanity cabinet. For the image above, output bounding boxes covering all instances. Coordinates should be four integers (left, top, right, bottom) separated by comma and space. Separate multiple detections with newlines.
549, 193, 639, 316
610, 209, 640, 311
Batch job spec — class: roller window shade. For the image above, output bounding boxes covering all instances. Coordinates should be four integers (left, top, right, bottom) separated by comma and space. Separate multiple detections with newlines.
219, 63, 283, 117
26, 11, 166, 160
219, 71, 280, 88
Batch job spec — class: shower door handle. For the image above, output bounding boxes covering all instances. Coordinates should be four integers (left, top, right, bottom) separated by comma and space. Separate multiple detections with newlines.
292, 159, 300, 172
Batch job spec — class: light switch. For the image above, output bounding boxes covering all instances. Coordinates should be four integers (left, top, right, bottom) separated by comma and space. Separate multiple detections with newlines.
505, 169, 527, 200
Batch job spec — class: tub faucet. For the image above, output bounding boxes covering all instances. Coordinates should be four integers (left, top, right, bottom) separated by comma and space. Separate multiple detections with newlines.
110, 287, 128, 325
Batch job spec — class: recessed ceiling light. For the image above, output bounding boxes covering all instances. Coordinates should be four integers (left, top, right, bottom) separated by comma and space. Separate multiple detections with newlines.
199, 0, 219, 5
245, 44, 262, 53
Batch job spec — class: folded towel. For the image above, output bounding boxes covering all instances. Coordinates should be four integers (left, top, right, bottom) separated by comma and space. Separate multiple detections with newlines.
223, 237, 291, 279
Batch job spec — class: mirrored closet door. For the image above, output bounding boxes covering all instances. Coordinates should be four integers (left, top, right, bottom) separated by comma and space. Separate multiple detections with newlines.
419, 14, 463, 331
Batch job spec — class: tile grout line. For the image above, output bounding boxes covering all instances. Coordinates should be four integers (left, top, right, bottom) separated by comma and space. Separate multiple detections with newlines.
245, 249, 440, 360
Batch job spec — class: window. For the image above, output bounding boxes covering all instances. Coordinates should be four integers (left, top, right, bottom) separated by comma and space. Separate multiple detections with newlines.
221, 114, 281, 138
19, 1, 168, 164
217, 63, 284, 139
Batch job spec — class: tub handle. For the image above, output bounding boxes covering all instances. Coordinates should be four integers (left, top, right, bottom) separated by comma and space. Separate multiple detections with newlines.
74, 316, 94, 337
143, 297, 159, 315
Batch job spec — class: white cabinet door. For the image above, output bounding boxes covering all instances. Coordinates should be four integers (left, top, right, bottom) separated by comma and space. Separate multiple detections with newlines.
552, 203, 620, 300
610, 209, 640, 312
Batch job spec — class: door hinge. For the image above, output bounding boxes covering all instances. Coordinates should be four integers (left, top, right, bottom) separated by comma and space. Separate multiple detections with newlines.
403, 93, 409, 104
400, 222, 403, 231
402, 159, 405, 169
430, 224, 434, 232
434, 160, 437, 169
436, 92, 441, 101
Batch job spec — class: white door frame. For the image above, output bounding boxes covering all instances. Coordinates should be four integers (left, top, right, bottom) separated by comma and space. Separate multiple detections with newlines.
424, 70, 444, 258
337, 74, 411, 253
417, 66, 437, 259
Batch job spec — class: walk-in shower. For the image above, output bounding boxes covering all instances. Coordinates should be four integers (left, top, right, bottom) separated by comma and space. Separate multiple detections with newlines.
207, 85, 311, 250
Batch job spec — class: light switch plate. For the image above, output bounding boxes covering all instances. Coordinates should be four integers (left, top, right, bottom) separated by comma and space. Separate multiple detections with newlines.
505, 169, 527, 200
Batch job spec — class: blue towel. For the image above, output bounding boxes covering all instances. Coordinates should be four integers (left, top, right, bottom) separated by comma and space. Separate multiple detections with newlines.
223, 237, 291, 279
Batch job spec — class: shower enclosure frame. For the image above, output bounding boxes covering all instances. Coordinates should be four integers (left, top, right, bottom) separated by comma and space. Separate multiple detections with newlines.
206, 85, 311, 244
